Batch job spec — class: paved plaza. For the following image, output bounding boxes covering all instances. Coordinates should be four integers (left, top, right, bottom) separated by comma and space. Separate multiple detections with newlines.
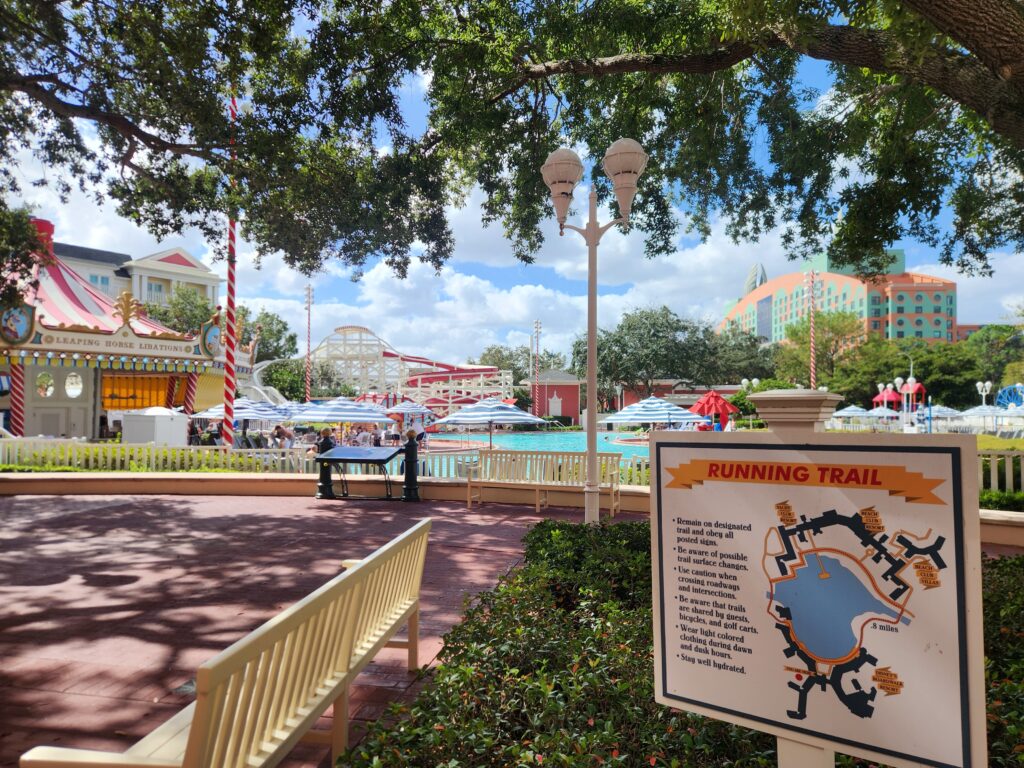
0, 494, 643, 767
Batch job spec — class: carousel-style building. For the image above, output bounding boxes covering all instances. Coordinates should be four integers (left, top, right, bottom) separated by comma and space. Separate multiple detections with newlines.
0, 219, 255, 438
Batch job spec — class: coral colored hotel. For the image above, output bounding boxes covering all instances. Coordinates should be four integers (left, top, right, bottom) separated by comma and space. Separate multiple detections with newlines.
720, 251, 980, 343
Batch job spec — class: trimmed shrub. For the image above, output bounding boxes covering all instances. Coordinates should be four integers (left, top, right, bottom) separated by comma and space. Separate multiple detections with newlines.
340, 523, 1024, 768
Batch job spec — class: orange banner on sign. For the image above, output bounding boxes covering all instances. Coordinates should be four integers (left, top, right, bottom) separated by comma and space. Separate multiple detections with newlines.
665, 459, 944, 504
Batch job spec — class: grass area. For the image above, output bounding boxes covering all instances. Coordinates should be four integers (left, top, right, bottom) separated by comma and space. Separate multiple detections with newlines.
977, 434, 1024, 450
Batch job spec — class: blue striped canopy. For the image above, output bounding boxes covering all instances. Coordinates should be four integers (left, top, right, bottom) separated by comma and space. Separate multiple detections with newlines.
386, 401, 437, 416
192, 397, 289, 421
958, 404, 1006, 417
833, 405, 868, 418
602, 396, 706, 425
927, 404, 961, 418
290, 397, 395, 424
434, 398, 546, 426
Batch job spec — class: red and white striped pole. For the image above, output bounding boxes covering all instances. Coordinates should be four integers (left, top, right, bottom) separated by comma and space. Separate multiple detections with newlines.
806, 270, 817, 389
9, 361, 25, 437
304, 284, 313, 402
221, 93, 239, 447
164, 376, 178, 409
183, 370, 199, 416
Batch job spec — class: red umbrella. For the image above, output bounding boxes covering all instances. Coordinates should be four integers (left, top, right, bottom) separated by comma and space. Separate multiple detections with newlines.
689, 391, 740, 429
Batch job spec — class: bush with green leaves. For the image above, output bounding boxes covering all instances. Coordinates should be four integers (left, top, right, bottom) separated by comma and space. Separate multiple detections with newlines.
979, 490, 1024, 513
341, 522, 1024, 768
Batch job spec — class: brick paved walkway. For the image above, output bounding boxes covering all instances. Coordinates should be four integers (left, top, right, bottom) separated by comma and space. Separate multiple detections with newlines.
0, 494, 643, 767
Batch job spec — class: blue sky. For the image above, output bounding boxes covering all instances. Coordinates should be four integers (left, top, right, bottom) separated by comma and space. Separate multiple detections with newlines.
14, 60, 1024, 366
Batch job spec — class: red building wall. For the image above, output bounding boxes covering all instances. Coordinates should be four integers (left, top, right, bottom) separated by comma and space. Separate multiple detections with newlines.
532, 382, 581, 424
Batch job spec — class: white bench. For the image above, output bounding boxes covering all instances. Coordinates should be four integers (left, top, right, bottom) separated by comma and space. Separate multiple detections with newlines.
467, 449, 621, 516
20, 518, 432, 768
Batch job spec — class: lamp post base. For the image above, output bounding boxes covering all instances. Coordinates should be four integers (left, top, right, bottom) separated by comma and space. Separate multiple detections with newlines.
584, 483, 600, 525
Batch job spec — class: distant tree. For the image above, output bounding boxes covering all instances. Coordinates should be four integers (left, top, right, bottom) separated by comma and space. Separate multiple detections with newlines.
144, 287, 213, 335
965, 325, 1024, 385
261, 359, 357, 402
237, 306, 299, 363
0, 205, 46, 309
773, 311, 865, 386
710, 327, 775, 383
828, 338, 911, 407
913, 342, 985, 409
469, 344, 565, 385
571, 308, 720, 404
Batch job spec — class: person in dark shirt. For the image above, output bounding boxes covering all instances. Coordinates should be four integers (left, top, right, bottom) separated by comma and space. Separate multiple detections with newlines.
315, 427, 336, 454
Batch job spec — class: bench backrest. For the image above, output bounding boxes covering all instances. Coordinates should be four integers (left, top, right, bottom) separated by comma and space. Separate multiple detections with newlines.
182, 518, 432, 768
476, 450, 621, 487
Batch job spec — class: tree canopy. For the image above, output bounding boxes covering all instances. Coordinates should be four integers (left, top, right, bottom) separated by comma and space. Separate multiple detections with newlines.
3, 0, 1023, 297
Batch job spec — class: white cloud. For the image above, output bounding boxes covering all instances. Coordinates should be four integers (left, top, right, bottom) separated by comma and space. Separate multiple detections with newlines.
912, 253, 1024, 324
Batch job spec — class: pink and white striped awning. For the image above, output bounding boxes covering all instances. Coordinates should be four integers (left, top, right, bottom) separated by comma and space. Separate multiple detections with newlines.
29, 257, 179, 337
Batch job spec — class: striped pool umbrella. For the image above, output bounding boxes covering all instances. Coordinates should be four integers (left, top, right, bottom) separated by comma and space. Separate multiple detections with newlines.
192, 398, 287, 421
433, 398, 546, 448
866, 406, 900, 418
928, 404, 961, 418
385, 400, 437, 416
602, 396, 706, 425
833, 405, 868, 418
290, 397, 396, 424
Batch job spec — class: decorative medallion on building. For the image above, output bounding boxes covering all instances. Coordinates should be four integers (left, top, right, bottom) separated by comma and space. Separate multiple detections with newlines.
0, 304, 35, 346
198, 310, 222, 358
112, 291, 143, 327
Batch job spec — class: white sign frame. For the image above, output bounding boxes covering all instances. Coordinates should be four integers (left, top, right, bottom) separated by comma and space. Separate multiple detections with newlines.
651, 432, 985, 768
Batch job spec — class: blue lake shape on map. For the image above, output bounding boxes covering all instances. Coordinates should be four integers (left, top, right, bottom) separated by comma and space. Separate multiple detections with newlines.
774, 554, 901, 661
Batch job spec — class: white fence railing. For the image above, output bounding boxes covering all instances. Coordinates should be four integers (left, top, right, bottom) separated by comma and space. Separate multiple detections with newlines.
0, 439, 1018, 492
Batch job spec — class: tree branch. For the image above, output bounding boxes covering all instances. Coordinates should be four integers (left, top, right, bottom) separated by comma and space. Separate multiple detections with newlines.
1, 73, 223, 162
521, 43, 762, 79
899, 0, 1024, 84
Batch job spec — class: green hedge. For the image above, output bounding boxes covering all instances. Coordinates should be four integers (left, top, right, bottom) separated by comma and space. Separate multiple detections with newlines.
980, 490, 1024, 512
341, 521, 1024, 768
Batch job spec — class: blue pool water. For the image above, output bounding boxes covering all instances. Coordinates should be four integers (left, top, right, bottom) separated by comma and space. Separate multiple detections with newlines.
438, 431, 650, 459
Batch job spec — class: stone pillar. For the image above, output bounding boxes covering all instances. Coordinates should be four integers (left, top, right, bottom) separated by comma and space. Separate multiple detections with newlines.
746, 388, 843, 440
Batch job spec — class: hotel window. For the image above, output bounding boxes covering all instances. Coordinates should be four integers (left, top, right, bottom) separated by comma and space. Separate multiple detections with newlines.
897, 331, 905, 338
933, 305, 941, 313
947, 296, 954, 304
934, 318, 942, 326
147, 283, 164, 299
915, 331, 923, 337
915, 318, 923, 326
915, 293, 923, 301
914, 305, 923, 313
89, 274, 110, 289
871, 321, 880, 330
948, 332, 953, 340
896, 306, 904, 314
933, 331, 942, 338
897, 318, 905, 327
871, 309, 880, 317
896, 293, 905, 302
934, 293, 943, 302
870, 295, 880, 305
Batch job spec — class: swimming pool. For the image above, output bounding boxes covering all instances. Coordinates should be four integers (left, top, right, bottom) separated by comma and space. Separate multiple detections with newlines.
434, 431, 651, 459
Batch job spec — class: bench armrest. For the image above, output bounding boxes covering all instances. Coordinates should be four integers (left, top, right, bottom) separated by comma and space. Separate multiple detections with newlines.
21, 747, 181, 767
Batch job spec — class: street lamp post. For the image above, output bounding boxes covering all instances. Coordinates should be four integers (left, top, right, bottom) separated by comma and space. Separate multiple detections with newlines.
740, 378, 760, 430
976, 380, 992, 406
542, 139, 648, 524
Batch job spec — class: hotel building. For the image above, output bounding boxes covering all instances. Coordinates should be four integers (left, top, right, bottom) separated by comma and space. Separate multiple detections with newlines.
720, 251, 960, 343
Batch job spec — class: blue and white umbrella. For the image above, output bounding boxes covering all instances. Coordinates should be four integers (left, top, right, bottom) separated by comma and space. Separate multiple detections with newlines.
192, 397, 288, 422
927, 404, 961, 418
866, 406, 900, 418
386, 400, 437, 416
433, 398, 546, 447
833, 405, 868, 418
602, 396, 706, 425
289, 397, 395, 424
959, 404, 1006, 417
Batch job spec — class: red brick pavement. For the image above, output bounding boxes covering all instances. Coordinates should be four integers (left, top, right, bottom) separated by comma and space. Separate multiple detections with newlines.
0, 494, 645, 767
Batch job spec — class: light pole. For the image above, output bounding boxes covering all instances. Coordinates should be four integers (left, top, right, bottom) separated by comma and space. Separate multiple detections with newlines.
976, 380, 992, 406
740, 378, 760, 429
542, 139, 648, 524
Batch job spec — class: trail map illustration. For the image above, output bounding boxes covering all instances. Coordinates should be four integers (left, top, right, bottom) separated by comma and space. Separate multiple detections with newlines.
764, 502, 946, 721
